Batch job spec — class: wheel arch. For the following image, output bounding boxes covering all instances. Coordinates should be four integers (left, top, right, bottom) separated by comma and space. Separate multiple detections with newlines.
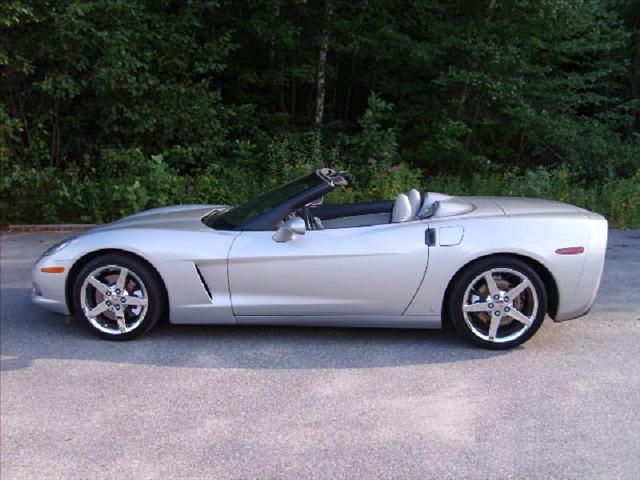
441, 252, 559, 328
65, 249, 169, 316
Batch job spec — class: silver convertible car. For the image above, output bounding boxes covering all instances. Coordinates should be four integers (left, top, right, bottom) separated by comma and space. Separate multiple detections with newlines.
33, 168, 607, 348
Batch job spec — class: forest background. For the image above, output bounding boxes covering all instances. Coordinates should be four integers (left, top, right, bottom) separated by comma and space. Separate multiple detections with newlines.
2, 0, 639, 227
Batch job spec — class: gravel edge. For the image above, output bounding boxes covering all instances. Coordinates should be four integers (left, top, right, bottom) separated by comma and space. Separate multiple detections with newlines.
3, 224, 97, 232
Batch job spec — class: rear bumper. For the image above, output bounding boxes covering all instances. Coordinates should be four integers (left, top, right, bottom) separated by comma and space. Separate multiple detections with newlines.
554, 216, 608, 321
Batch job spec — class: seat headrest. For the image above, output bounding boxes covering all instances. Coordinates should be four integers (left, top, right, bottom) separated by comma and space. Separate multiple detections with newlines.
407, 189, 421, 218
392, 193, 412, 223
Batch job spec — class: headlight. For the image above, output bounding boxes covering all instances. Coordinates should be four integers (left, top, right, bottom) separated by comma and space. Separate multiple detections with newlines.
40, 238, 74, 257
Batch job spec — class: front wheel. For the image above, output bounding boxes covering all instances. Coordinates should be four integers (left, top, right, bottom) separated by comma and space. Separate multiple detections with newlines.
72, 254, 166, 340
448, 256, 547, 349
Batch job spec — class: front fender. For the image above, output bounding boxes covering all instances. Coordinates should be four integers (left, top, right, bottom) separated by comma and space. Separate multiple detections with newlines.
46, 227, 240, 324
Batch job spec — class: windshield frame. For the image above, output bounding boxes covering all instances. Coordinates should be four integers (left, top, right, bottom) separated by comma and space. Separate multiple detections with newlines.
204, 170, 344, 231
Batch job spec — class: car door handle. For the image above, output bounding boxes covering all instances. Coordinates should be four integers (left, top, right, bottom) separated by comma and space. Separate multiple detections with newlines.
425, 227, 436, 246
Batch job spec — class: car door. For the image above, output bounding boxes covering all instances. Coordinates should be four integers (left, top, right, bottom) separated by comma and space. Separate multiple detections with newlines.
227, 220, 429, 317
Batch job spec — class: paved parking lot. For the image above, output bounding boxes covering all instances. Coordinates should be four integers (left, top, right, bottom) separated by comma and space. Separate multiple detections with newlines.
1, 230, 639, 479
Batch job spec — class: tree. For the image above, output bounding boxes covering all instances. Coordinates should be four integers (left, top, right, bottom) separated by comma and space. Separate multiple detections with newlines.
314, 0, 333, 125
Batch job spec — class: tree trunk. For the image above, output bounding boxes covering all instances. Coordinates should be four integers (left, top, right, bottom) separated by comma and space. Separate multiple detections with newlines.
331, 53, 340, 118
487, 0, 497, 17
459, 1, 497, 112
631, 31, 640, 133
290, 49, 297, 116
50, 99, 60, 167
314, 0, 333, 126
344, 58, 356, 120
277, 52, 285, 112
8, 81, 32, 149
290, 74, 297, 117
464, 95, 484, 150
516, 131, 528, 165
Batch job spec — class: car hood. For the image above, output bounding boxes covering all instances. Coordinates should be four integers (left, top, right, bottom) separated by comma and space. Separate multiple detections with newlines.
93, 204, 229, 232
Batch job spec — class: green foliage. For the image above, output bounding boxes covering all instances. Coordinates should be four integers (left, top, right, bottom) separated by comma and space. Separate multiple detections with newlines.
425, 166, 640, 228
0, 150, 185, 223
1, 0, 639, 228
3, 146, 638, 228
346, 94, 399, 168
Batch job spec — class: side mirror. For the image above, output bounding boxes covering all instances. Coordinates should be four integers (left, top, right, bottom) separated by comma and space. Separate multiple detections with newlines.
273, 217, 306, 242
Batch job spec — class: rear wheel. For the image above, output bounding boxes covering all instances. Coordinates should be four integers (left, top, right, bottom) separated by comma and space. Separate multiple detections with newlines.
448, 256, 547, 349
72, 254, 165, 340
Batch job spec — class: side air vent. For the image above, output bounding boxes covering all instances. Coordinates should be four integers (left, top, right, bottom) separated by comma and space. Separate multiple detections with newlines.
194, 264, 213, 301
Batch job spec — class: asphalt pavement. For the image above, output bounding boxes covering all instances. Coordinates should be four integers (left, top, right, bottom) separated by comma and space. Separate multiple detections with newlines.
1, 230, 639, 479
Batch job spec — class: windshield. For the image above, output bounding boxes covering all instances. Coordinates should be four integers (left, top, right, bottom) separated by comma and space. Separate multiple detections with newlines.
205, 172, 325, 230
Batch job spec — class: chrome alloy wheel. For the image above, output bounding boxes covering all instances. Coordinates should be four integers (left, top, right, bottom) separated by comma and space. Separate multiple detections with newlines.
80, 265, 149, 335
462, 268, 539, 344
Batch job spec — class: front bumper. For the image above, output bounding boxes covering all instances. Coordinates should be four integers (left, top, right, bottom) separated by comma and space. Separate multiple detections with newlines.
32, 255, 72, 315
31, 290, 69, 314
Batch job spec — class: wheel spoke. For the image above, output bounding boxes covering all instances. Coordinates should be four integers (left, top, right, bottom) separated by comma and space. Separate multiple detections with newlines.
463, 302, 492, 313
125, 296, 147, 306
115, 268, 129, 291
86, 302, 108, 318
115, 310, 127, 333
506, 279, 531, 301
488, 316, 501, 340
507, 308, 533, 326
87, 276, 108, 294
484, 272, 500, 297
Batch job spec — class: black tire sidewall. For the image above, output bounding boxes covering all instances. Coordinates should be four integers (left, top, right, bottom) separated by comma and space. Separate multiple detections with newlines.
72, 254, 165, 340
449, 256, 548, 349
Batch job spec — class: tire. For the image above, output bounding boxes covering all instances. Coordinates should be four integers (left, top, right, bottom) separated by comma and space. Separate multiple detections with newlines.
72, 253, 166, 340
448, 256, 547, 349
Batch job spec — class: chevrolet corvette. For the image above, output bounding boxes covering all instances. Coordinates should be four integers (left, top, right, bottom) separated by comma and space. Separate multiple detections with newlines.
32, 168, 607, 348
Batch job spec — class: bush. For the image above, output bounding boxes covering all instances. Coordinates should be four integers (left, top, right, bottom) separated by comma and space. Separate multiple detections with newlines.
1, 96, 637, 228
0, 150, 187, 224
425, 166, 640, 228
2, 152, 638, 228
